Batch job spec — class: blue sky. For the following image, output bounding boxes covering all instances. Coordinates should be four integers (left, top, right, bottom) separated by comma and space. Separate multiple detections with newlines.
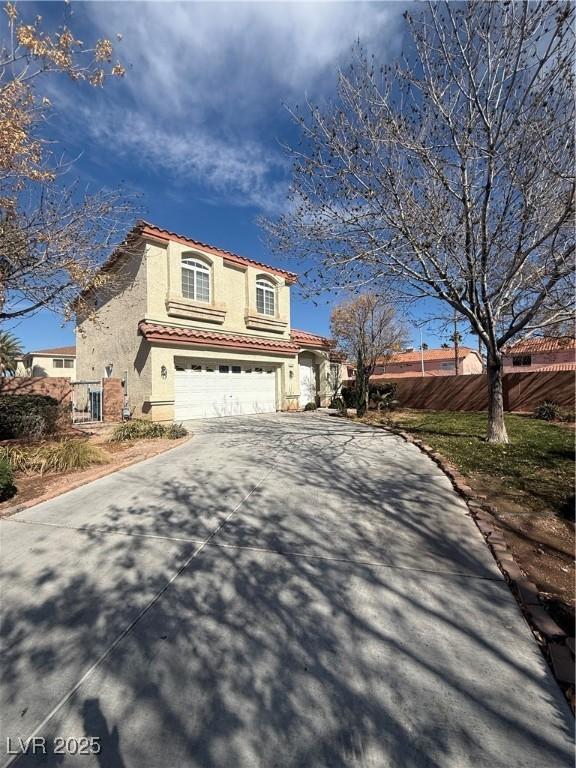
10, 1, 472, 353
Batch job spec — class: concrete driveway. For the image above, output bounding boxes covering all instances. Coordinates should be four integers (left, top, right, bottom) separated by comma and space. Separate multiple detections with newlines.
0, 413, 572, 767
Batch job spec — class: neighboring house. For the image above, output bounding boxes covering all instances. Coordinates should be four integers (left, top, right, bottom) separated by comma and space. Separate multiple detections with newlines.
16, 346, 76, 378
370, 346, 484, 378
502, 337, 576, 372
76, 221, 342, 421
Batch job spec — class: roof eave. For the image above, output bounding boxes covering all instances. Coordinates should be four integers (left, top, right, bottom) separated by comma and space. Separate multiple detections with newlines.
138, 322, 299, 357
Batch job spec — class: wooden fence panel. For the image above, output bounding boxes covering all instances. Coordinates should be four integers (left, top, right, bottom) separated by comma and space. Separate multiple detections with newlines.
505, 371, 575, 412
372, 370, 575, 412
383, 374, 489, 411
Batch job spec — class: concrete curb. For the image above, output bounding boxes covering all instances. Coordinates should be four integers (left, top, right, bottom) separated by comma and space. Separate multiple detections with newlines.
382, 423, 575, 714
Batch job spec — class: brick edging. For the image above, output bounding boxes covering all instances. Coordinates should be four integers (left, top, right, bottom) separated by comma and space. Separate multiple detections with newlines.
382, 422, 575, 714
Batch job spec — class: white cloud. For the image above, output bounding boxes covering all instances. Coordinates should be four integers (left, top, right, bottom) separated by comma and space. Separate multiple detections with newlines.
87, 110, 290, 212
66, 2, 406, 210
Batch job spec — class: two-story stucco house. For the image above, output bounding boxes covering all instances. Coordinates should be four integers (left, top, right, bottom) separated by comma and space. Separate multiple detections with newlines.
502, 337, 576, 372
76, 221, 340, 421
16, 346, 76, 378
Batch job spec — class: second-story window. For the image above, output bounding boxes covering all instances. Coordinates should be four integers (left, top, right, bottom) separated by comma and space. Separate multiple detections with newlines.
256, 277, 275, 316
182, 255, 210, 303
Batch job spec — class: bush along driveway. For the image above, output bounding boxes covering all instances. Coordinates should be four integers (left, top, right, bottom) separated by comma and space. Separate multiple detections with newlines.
358, 410, 575, 711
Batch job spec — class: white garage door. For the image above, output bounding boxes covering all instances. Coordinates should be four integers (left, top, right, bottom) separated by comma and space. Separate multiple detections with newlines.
174, 361, 277, 420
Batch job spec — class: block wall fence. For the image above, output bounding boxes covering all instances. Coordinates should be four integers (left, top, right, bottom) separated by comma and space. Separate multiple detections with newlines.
0, 377, 124, 422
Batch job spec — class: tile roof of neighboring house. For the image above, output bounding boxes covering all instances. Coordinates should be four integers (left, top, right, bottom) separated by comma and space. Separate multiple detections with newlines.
27, 346, 76, 357
510, 363, 576, 372
290, 329, 333, 349
502, 337, 576, 354
378, 347, 479, 365
137, 221, 298, 284
138, 322, 301, 356
370, 371, 460, 381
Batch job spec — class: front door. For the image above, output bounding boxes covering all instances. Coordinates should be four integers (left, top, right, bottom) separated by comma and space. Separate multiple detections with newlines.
299, 360, 317, 409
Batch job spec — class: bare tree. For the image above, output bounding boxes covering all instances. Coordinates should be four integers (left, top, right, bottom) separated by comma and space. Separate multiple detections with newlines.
331, 293, 407, 416
1, 185, 135, 321
264, 1, 575, 442
0, 2, 133, 321
326, 363, 341, 400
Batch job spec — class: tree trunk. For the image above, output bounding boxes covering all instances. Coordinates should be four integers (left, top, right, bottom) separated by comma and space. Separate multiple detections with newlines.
486, 352, 509, 443
356, 351, 367, 416
454, 315, 459, 375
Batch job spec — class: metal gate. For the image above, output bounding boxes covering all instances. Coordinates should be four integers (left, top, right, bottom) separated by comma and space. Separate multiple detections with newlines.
72, 380, 103, 424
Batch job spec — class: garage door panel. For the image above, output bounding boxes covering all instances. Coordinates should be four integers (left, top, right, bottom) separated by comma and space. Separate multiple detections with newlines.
174, 364, 277, 420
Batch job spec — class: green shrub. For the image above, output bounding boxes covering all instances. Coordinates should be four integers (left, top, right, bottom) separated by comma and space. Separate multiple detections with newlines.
340, 386, 355, 408
0, 444, 30, 474
0, 439, 109, 476
533, 401, 563, 422
0, 394, 60, 439
38, 439, 109, 474
370, 382, 400, 411
109, 419, 187, 442
0, 457, 15, 501
110, 419, 162, 442
164, 422, 188, 439
109, 421, 141, 442
303, 402, 317, 411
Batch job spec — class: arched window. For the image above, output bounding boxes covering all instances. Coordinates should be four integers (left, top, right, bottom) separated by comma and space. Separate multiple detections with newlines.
256, 277, 275, 316
182, 254, 210, 303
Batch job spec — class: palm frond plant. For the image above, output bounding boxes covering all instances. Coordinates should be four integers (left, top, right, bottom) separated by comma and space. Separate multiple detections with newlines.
0, 331, 23, 376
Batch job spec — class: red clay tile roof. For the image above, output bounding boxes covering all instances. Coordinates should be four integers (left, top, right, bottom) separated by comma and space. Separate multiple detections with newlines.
290, 329, 333, 349
138, 221, 298, 284
27, 346, 76, 357
371, 371, 457, 380
377, 347, 478, 365
139, 322, 300, 356
506, 363, 576, 372
502, 337, 576, 354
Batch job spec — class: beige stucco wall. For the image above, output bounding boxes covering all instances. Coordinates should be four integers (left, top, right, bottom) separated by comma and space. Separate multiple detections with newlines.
76, 242, 151, 417
32, 355, 76, 379
461, 353, 483, 374
145, 239, 291, 339
16, 355, 76, 378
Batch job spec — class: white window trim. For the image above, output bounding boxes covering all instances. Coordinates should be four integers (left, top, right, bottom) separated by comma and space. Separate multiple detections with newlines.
182, 255, 211, 303
256, 277, 276, 317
